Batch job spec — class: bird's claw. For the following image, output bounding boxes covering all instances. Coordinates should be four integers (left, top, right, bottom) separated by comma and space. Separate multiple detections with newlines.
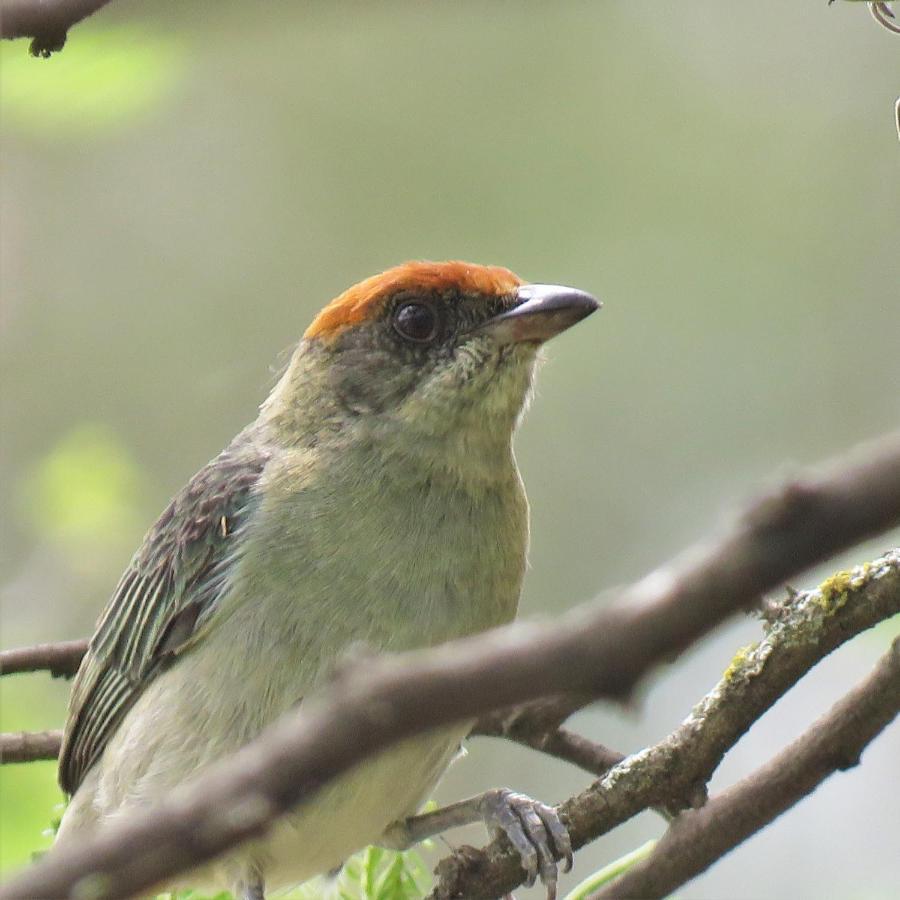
479, 788, 572, 900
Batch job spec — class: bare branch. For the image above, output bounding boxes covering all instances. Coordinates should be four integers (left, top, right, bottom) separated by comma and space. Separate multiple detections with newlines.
474, 710, 625, 779
0, 0, 116, 55
511, 728, 625, 779
487, 722, 626, 779
0, 731, 63, 764
592, 638, 900, 900
2, 658, 616, 779
472, 694, 585, 742
0, 687, 624, 780
1, 433, 900, 900
431, 550, 900, 898
0, 639, 87, 679
0, 678, 620, 778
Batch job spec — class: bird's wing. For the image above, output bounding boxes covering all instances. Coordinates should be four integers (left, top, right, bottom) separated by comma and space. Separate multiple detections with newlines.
58, 433, 271, 794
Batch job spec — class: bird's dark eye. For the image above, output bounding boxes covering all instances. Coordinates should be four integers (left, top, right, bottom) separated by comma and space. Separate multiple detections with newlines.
393, 302, 439, 344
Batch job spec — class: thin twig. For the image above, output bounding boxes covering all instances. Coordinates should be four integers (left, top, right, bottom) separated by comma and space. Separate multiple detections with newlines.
477, 720, 625, 779
0, 731, 64, 764
1, 434, 900, 899
0, 639, 87, 679
473, 703, 626, 778
522, 728, 626, 779
591, 638, 900, 899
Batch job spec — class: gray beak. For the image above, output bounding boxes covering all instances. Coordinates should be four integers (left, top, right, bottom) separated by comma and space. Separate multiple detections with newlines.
477, 283, 601, 344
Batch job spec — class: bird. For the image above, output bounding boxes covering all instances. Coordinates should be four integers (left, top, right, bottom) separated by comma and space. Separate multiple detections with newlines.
54, 260, 600, 899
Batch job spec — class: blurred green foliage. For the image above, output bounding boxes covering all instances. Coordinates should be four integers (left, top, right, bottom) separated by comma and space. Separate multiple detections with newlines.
0, 677, 63, 875
0, 761, 61, 873
17, 424, 146, 566
0, 27, 185, 135
1, 424, 148, 871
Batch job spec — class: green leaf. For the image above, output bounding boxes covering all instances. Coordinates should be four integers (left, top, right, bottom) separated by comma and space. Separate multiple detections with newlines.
373, 853, 405, 899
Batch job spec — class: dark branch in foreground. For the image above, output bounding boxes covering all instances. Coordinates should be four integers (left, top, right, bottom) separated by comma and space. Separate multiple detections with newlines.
0, 718, 629, 784
2, 666, 636, 779
0, 640, 86, 679
0, 731, 63, 764
1, 433, 899, 900
592, 638, 900, 900
0, 717, 630, 783
430, 550, 900, 898
0, 0, 115, 55
0, 719, 627, 780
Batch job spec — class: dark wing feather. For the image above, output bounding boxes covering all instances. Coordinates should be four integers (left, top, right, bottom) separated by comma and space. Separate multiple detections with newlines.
59, 432, 270, 794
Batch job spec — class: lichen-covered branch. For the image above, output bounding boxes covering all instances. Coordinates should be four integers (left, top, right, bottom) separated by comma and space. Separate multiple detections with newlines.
431, 551, 900, 899
592, 637, 900, 900
0, 731, 63, 764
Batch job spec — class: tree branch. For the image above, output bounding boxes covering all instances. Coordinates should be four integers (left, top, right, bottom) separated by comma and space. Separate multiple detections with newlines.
0, 731, 63, 764
0, 0, 116, 56
0, 639, 86, 679
508, 728, 625, 779
430, 549, 900, 898
591, 638, 900, 900
0, 712, 627, 781
474, 712, 625, 779
3, 649, 619, 779
1, 432, 899, 899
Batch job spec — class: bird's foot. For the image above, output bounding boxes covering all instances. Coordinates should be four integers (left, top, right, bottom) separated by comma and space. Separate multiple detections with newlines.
478, 788, 572, 900
384, 787, 571, 899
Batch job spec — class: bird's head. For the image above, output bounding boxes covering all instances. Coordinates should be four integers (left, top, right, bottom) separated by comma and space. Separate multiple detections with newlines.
262, 261, 599, 466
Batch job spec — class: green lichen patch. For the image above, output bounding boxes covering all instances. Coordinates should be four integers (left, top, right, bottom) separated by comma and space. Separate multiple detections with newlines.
816, 561, 876, 614
722, 642, 760, 682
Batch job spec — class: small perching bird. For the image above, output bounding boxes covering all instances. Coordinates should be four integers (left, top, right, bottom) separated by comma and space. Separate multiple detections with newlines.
55, 261, 600, 899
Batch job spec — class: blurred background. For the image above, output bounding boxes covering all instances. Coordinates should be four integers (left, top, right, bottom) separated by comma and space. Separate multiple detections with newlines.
1, 1, 898, 896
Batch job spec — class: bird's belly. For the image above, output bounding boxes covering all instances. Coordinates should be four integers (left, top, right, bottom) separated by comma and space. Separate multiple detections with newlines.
85, 653, 469, 894
254, 724, 468, 891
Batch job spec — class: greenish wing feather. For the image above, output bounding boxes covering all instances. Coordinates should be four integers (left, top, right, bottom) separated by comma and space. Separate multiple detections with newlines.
59, 434, 270, 795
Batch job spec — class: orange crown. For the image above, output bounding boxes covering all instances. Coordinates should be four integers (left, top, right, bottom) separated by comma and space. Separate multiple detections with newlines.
305, 261, 523, 342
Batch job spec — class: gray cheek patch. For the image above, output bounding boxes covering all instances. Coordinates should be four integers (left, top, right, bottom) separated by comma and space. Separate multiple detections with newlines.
329, 347, 421, 416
